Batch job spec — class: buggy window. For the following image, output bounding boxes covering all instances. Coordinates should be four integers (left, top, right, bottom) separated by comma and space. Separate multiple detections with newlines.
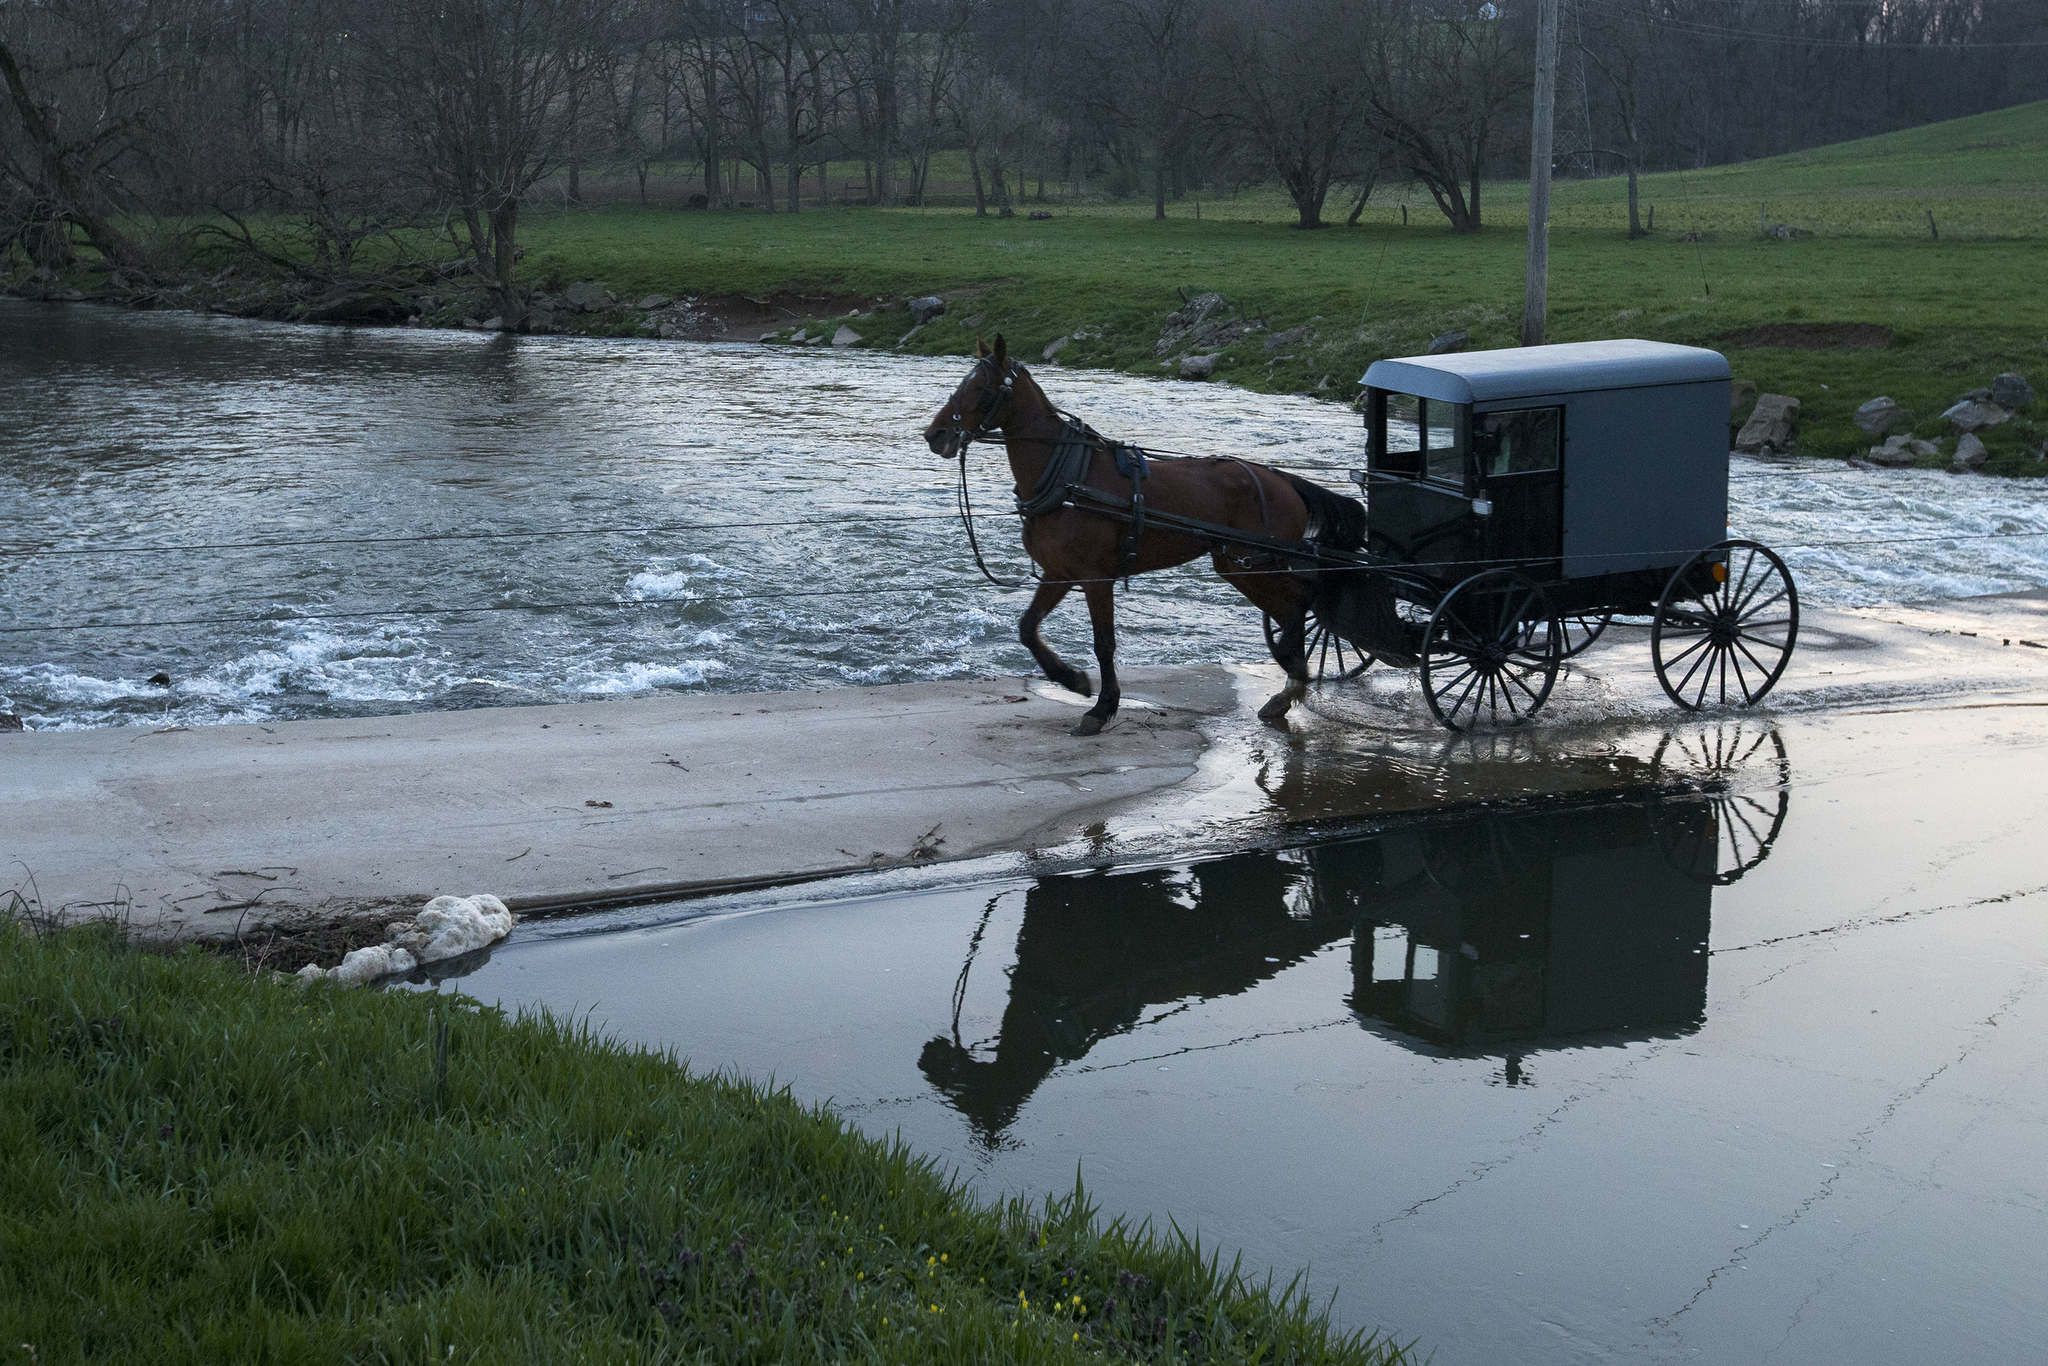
1372, 391, 1465, 490
1476, 407, 1562, 477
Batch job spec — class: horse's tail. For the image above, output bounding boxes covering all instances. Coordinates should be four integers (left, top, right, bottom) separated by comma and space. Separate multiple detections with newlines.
1282, 471, 1367, 552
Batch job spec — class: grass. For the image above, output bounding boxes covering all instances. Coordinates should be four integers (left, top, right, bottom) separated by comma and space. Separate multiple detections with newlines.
0, 914, 1403, 1364
512, 101, 2048, 471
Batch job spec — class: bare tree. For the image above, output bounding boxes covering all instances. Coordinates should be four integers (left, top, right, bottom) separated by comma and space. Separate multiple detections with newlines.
365, 0, 617, 324
1368, 0, 1524, 233
1094, 0, 1206, 220
0, 2, 168, 272
1210, 0, 1378, 229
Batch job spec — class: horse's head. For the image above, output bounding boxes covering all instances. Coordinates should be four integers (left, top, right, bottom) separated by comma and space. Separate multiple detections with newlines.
924, 334, 1021, 459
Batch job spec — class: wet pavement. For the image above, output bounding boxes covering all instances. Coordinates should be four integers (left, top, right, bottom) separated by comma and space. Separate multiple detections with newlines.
412, 698, 2048, 1364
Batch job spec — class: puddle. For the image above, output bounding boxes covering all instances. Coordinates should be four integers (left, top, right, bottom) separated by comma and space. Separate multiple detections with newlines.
409, 710, 2048, 1363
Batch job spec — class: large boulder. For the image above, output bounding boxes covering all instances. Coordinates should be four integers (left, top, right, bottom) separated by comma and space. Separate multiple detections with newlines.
831, 324, 862, 348
1941, 398, 2011, 433
906, 295, 946, 324
1865, 434, 1938, 467
1734, 393, 1801, 453
562, 280, 612, 311
636, 293, 672, 311
0, 712, 22, 733
1990, 372, 2035, 412
1179, 353, 1219, 380
1042, 336, 1069, 362
1852, 396, 1909, 437
1951, 433, 1989, 472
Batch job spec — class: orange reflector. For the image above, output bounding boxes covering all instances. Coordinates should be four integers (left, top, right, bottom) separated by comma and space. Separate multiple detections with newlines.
1712, 563, 1728, 583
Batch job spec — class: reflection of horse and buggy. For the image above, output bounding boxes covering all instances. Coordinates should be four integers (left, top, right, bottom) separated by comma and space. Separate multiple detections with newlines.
919, 723, 1790, 1145
925, 335, 1800, 732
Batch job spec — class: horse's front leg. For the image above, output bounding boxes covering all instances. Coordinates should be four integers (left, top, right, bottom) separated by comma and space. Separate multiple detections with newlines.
1020, 580, 1092, 697
1071, 581, 1120, 736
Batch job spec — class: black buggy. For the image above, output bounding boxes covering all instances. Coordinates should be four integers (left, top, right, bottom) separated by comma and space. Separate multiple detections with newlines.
1260, 339, 1800, 730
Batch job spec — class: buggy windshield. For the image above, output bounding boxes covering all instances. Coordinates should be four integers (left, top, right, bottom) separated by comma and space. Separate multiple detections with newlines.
1371, 390, 1467, 490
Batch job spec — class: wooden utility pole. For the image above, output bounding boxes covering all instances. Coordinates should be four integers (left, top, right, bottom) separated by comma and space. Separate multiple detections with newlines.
1521, 0, 1561, 346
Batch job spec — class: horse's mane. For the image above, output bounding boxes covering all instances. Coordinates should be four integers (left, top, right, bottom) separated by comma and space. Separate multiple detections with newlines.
1281, 471, 1367, 552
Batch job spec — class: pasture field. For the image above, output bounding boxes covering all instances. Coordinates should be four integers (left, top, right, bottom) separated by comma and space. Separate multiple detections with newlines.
522, 101, 2048, 470
0, 914, 1401, 1364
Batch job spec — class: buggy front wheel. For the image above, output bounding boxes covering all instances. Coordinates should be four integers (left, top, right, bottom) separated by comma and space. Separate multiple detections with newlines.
1264, 604, 1373, 684
1420, 569, 1563, 731
1652, 539, 1799, 711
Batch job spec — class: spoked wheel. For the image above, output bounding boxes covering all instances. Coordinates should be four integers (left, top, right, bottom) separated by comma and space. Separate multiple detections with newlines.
1420, 570, 1563, 731
1557, 613, 1613, 658
1264, 604, 1373, 684
1653, 539, 1800, 711
1650, 720, 1792, 885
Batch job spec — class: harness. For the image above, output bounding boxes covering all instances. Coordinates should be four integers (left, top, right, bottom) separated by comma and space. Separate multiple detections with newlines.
1013, 419, 1151, 580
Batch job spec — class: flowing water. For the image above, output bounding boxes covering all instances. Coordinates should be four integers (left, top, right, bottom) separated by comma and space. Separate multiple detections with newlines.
4, 297, 2046, 730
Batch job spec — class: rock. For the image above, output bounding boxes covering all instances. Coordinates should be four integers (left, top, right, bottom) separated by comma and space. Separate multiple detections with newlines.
1042, 336, 1069, 362
1027, 210, 1054, 221
907, 295, 946, 324
1990, 372, 2035, 411
1180, 353, 1219, 380
787, 329, 808, 344
1957, 387, 1992, 403
1852, 396, 1909, 437
831, 324, 862, 348
1951, 432, 1989, 472
147, 671, 172, 688
1941, 398, 2011, 434
1733, 393, 1800, 453
464, 316, 504, 331
562, 280, 611, 311
0, 712, 22, 733
1426, 329, 1469, 355
1155, 292, 1256, 358
1764, 223, 1811, 240
636, 294, 672, 311
1865, 434, 1938, 467
1729, 379, 1759, 425
1265, 324, 1311, 353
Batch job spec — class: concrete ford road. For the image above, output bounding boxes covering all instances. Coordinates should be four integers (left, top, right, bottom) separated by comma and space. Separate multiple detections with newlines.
4, 596, 2048, 945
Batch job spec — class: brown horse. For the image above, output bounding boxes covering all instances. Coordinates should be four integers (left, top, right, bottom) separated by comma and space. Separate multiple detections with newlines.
923, 334, 1364, 735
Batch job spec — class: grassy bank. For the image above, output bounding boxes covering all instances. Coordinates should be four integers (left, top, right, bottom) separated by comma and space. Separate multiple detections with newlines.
516, 101, 2048, 472
0, 918, 1402, 1363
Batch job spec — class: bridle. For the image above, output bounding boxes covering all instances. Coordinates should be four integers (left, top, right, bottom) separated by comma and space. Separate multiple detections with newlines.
940, 355, 1020, 458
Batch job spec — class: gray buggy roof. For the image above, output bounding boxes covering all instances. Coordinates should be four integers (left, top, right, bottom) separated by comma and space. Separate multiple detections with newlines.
1361, 339, 1730, 404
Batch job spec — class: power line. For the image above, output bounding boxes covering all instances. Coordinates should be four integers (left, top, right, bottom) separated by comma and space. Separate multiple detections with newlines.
5, 526, 2046, 637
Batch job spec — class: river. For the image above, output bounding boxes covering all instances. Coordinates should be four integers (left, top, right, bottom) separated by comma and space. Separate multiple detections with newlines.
4, 297, 2046, 730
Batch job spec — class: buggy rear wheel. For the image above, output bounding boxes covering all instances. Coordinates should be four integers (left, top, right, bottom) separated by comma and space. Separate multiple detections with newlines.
1420, 570, 1563, 731
1653, 539, 1799, 711
1264, 605, 1373, 684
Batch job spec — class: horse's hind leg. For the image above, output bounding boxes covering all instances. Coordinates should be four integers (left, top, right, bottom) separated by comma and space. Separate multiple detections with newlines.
1257, 607, 1311, 727
1071, 581, 1121, 737
1020, 580, 1092, 697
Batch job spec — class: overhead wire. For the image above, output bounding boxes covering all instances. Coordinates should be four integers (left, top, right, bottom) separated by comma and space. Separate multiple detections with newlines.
5, 525, 2047, 636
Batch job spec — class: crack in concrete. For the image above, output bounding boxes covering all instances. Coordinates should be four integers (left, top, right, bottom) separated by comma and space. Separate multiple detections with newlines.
1712, 883, 2048, 957
1642, 972, 2043, 1358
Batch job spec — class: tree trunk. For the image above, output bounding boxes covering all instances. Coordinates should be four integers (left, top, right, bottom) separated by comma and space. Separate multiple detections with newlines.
1626, 163, 1643, 238
1153, 155, 1167, 220
968, 149, 987, 216
786, 160, 802, 213
491, 199, 524, 328
0, 37, 144, 272
568, 158, 582, 206
994, 167, 1014, 217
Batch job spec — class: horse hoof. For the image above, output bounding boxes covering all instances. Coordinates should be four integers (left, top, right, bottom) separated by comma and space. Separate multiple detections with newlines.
1257, 696, 1293, 723
1070, 714, 1106, 737
1060, 669, 1094, 699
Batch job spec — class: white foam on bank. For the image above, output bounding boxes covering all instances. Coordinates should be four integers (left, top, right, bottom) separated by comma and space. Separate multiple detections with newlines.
295, 893, 513, 986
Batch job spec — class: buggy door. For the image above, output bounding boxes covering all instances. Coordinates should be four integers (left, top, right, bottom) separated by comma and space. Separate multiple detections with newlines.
1472, 406, 1564, 574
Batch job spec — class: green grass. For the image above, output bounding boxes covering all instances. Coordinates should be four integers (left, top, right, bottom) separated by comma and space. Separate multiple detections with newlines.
513, 101, 2048, 470
0, 916, 1402, 1364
